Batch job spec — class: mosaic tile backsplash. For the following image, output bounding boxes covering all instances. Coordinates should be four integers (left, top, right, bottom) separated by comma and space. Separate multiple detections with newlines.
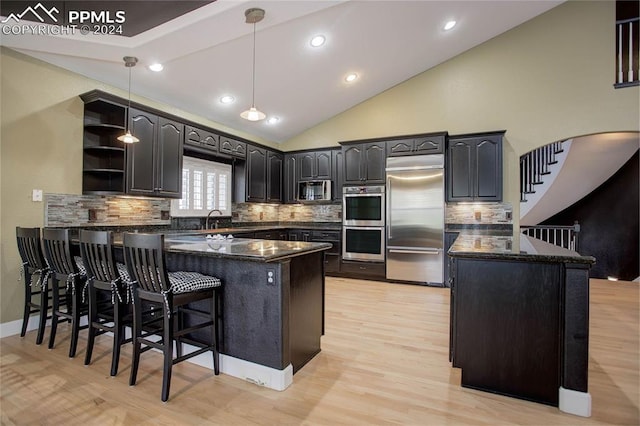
45, 194, 510, 228
45, 194, 171, 227
232, 203, 342, 223
445, 202, 513, 225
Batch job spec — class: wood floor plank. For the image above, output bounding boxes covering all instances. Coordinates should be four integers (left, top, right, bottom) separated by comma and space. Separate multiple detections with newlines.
0, 277, 637, 425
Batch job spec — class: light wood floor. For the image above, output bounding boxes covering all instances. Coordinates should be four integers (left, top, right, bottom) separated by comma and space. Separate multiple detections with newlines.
1, 278, 637, 425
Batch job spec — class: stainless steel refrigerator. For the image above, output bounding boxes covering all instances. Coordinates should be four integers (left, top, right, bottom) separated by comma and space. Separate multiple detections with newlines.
386, 154, 444, 285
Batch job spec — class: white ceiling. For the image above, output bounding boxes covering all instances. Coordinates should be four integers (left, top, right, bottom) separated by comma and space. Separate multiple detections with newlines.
1, 0, 563, 143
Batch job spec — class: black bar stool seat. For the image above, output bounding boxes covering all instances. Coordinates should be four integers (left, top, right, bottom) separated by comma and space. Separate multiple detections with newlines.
122, 232, 222, 402
79, 229, 134, 376
16, 227, 52, 345
42, 228, 89, 358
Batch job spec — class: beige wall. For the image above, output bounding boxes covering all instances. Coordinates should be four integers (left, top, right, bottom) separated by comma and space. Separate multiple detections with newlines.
1, 0, 639, 325
280, 0, 639, 253
0, 49, 277, 325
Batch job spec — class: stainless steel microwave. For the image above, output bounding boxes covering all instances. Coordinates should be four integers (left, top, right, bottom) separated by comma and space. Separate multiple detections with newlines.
297, 180, 332, 202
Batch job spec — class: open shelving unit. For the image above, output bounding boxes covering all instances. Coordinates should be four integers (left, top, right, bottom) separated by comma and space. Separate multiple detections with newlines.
81, 93, 127, 194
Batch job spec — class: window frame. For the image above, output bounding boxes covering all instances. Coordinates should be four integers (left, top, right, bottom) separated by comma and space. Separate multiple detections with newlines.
170, 156, 232, 217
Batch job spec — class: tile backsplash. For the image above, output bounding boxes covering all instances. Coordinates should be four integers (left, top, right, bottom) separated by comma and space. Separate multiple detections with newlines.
45, 194, 171, 227
232, 202, 342, 223
445, 202, 512, 225
45, 193, 509, 228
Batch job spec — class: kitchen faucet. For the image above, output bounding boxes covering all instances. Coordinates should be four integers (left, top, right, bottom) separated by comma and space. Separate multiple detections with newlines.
205, 209, 223, 229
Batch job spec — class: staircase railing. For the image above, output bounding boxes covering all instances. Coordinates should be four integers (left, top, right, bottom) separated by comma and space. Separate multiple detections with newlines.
615, 16, 639, 88
520, 141, 564, 202
521, 221, 581, 252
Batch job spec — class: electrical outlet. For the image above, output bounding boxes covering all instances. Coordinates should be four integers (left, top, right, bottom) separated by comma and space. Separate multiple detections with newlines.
474, 211, 482, 221
290, 211, 295, 219
259, 212, 264, 220
266, 270, 275, 285
88, 209, 97, 221
32, 189, 43, 202
505, 211, 512, 221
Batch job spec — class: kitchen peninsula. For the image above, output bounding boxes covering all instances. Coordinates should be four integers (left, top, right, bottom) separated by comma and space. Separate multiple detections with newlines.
448, 232, 595, 417
120, 232, 331, 391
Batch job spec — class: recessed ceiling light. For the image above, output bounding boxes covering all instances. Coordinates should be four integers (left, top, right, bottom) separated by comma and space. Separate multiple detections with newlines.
345, 73, 358, 83
267, 117, 280, 125
310, 35, 326, 47
220, 95, 235, 104
444, 20, 457, 31
149, 63, 164, 72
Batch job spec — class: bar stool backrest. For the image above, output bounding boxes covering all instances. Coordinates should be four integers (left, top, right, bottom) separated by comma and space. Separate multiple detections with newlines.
79, 230, 118, 282
122, 233, 170, 294
16, 227, 46, 270
42, 228, 77, 276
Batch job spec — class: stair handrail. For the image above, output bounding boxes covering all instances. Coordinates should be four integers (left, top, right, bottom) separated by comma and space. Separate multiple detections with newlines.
520, 221, 581, 252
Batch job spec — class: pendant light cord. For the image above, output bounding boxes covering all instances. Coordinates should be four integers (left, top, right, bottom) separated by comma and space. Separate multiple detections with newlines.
251, 21, 256, 108
126, 65, 132, 131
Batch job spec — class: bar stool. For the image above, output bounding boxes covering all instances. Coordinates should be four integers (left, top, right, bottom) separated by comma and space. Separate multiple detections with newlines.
16, 227, 52, 345
122, 232, 222, 402
42, 228, 88, 358
79, 229, 133, 376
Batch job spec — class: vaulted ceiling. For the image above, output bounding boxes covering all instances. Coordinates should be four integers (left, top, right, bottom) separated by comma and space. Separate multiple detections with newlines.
1, 1, 563, 143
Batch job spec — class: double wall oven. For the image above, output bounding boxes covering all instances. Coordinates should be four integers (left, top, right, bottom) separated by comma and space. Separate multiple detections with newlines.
342, 185, 385, 262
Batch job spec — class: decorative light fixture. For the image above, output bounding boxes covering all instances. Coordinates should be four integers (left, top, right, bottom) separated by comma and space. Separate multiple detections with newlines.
240, 8, 266, 122
117, 56, 140, 143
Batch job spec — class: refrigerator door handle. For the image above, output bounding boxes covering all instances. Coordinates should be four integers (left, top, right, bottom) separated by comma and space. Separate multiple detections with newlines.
388, 248, 442, 255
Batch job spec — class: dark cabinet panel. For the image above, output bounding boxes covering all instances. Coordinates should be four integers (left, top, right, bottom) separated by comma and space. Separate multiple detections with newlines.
298, 150, 332, 181
246, 146, 267, 202
342, 142, 386, 185
127, 110, 157, 196
444, 232, 459, 288
219, 136, 247, 159
267, 151, 283, 203
184, 125, 219, 152
246, 145, 282, 203
156, 117, 184, 198
363, 143, 386, 183
446, 131, 503, 202
386, 133, 445, 157
127, 109, 183, 198
414, 135, 445, 154
331, 149, 344, 201
284, 154, 298, 204
343, 145, 363, 184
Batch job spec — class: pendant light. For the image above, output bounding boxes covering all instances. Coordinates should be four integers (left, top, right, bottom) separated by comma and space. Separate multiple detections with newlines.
117, 56, 140, 143
240, 8, 266, 122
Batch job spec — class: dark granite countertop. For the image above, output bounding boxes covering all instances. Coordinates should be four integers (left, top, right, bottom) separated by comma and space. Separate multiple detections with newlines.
449, 233, 595, 264
105, 233, 332, 263
163, 235, 332, 263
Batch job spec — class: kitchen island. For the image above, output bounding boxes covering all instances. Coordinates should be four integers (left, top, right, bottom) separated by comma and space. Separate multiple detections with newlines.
448, 232, 595, 417
112, 233, 331, 391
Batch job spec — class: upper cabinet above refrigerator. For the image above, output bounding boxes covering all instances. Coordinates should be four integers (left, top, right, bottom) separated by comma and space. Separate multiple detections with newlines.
445, 131, 504, 202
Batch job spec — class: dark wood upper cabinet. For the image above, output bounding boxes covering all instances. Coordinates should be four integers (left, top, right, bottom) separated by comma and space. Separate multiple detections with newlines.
267, 151, 283, 203
246, 145, 282, 203
184, 125, 219, 153
219, 136, 247, 159
343, 142, 386, 185
127, 108, 183, 198
246, 145, 267, 202
446, 131, 503, 202
283, 153, 298, 204
386, 133, 445, 157
298, 150, 332, 181
331, 148, 344, 201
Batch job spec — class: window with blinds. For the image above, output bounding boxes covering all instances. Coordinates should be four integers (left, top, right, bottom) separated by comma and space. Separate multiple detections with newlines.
171, 156, 232, 216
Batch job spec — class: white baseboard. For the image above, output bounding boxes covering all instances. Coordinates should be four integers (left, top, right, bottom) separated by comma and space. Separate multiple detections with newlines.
1, 317, 293, 391
559, 386, 591, 417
